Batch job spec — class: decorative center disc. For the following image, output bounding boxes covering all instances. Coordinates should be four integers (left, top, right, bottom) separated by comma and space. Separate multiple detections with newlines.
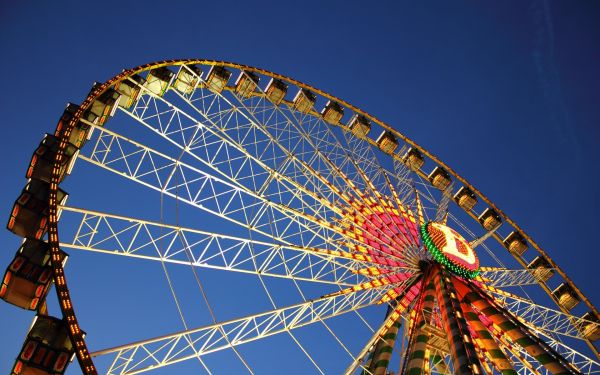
420, 221, 480, 279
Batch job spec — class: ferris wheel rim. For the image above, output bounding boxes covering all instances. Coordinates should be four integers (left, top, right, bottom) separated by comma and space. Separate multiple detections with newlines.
42, 58, 599, 373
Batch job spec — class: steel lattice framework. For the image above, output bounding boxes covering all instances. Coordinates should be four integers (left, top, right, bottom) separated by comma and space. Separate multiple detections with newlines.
2, 59, 599, 375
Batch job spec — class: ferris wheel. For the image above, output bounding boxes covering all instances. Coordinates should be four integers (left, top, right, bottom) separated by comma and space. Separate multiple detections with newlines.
2, 59, 599, 374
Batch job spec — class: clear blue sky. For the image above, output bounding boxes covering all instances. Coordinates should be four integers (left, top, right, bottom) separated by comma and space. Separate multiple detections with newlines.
0, 1, 599, 373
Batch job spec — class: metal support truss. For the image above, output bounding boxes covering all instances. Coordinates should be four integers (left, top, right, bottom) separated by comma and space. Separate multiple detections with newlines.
488, 291, 600, 341
478, 267, 553, 288
80, 125, 350, 253
59, 206, 372, 286
540, 331, 600, 374
127, 78, 419, 263
92, 287, 388, 374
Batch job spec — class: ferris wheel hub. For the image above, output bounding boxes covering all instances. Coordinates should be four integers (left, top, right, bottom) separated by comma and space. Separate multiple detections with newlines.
420, 222, 480, 279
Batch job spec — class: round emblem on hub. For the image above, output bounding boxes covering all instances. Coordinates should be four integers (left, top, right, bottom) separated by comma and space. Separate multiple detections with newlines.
420, 222, 480, 279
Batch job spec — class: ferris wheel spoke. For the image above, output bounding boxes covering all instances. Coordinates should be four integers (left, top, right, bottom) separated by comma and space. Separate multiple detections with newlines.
534, 329, 600, 374
434, 182, 454, 223
137, 83, 344, 220
341, 134, 411, 217
177, 85, 422, 263
79, 124, 375, 259
483, 289, 599, 342
284, 108, 423, 258
123, 89, 414, 264
413, 176, 442, 219
227, 92, 356, 195
392, 156, 416, 205
292, 129, 423, 264
58, 205, 375, 286
229, 98, 424, 268
340, 132, 382, 183
206, 80, 424, 258
477, 267, 554, 288
81, 122, 418, 292
506, 333, 599, 375
123, 92, 351, 248
380, 172, 424, 262
468, 227, 500, 250
332, 137, 422, 253
92, 286, 387, 375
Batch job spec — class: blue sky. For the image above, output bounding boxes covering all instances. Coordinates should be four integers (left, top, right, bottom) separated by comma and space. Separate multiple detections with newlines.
0, 1, 599, 373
